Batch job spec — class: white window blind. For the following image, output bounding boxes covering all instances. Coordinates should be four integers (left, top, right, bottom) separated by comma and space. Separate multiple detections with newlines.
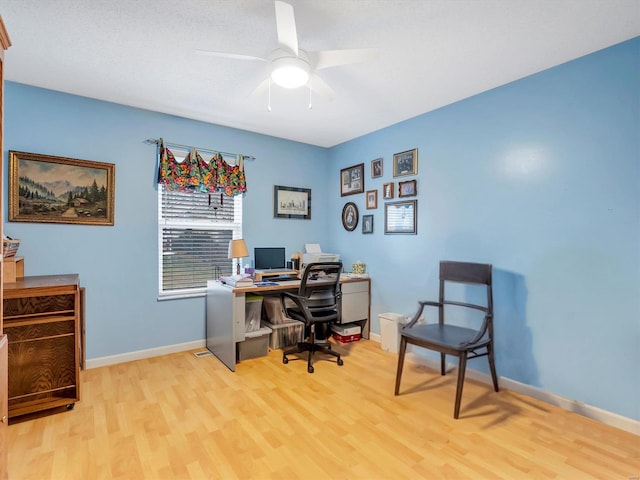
158, 185, 243, 298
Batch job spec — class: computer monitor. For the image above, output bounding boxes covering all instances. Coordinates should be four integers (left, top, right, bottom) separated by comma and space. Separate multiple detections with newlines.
254, 247, 286, 270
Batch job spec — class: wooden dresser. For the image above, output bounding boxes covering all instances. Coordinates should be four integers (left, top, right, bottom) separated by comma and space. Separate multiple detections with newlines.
3, 275, 81, 418
0, 14, 11, 479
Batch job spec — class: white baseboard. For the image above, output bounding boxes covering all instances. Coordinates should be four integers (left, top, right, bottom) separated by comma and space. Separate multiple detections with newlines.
85, 340, 206, 369
86, 336, 639, 435
400, 350, 640, 435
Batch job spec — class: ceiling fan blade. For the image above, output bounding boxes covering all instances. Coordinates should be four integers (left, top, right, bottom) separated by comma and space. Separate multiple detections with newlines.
196, 49, 266, 62
249, 77, 271, 98
309, 74, 336, 101
274, 1, 299, 56
309, 48, 379, 70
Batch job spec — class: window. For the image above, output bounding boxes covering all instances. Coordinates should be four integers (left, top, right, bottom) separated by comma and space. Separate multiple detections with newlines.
158, 185, 242, 299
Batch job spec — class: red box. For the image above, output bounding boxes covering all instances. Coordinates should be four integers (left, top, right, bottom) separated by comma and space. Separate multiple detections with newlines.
332, 332, 361, 343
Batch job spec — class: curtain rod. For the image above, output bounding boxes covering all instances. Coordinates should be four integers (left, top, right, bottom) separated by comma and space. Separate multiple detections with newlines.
144, 138, 255, 161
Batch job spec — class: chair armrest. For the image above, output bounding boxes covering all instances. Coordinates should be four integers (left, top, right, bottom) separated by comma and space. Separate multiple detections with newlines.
460, 312, 493, 346
404, 301, 441, 328
282, 291, 308, 309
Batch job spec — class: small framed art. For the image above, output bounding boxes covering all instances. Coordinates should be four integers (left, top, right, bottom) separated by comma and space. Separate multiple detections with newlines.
384, 200, 417, 234
398, 179, 417, 197
362, 215, 374, 234
366, 189, 378, 209
340, 163, 364, 196
371, 158, 383, 178
393, 148, 418, 177
382, 182, 394, 199
273, 185, 311, 219
342, 202, 359, 231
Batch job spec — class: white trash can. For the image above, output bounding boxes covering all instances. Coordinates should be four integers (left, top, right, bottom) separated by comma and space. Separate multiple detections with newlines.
379, 313, 408, 353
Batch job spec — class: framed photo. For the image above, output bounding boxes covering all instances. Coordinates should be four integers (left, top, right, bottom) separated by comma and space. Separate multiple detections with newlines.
398, 179, 417, 198
382, 182, 394, 199
340, 163, 364, 196
384, 200, 417, 234
274, 185, 311, 219
370, 157, 383, 178
393, 148, 418, 177
8, 150, 115, 226
342, 202, 359, 231
362, 214, 374, 234
366, 189, 378, 209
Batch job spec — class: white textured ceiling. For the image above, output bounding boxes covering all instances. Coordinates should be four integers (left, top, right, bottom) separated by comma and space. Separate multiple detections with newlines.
2, 1, 639, 147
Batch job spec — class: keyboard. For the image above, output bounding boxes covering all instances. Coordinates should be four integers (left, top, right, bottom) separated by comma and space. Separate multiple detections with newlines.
265, 275, 298, 282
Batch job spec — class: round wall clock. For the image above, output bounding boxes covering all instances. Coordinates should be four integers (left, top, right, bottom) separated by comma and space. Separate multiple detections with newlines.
342, 202, 359, 231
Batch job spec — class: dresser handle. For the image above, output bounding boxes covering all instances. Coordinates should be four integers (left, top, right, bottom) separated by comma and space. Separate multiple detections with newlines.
0, 416, 6, 423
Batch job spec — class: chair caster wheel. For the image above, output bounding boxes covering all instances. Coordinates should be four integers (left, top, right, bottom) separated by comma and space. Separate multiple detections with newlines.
337, 358, 344, 366
283, 357, 288, 364
308, 366, 314, 373
66, 403, 75, 410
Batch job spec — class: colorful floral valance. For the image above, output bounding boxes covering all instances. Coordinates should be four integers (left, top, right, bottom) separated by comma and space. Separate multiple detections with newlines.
157, 140, 247, 196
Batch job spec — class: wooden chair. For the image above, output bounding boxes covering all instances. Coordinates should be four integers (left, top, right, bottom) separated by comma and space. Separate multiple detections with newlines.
281, 262, 344, 373
394, 261, 498, 418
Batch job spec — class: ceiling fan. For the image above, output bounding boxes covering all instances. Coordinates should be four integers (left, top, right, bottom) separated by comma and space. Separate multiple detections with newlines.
197, 1, 378, 105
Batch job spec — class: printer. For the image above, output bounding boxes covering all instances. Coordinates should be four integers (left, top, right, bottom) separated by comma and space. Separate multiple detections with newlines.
302, 243, 340, 267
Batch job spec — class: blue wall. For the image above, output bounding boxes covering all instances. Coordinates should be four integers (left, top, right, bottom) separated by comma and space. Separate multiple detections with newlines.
4, 37, 639, 420
4, 85, 331, 358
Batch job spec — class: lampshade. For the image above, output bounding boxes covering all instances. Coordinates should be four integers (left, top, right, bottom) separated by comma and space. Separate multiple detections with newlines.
228, 239, 249, 259
270, 56, 310, 89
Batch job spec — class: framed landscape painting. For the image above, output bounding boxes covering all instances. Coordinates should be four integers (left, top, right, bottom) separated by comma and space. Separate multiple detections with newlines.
9, 151, 115, 225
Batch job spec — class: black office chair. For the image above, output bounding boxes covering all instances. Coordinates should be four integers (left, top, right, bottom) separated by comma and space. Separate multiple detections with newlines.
394, 261, 498, 418
281, 262, 344, 373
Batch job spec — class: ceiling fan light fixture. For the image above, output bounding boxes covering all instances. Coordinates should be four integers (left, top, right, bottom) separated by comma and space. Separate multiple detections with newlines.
270, 56, 310, 88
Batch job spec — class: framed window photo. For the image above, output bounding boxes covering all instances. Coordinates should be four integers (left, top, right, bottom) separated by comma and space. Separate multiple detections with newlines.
370, 157, 383, 178
8, 150, 115, 226
273, 185, 311, 219
393, 148, 418, 177
340, 163, 364, 196
384, 200, 417, 234
398, 179, 417, 197
382, 182, 394, 199
362, 214, 374, 234
342, 202, 359, 231
366, 189, 378, 209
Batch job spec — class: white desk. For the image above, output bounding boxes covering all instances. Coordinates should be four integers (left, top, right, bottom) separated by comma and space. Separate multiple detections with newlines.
206, 277, 371, 371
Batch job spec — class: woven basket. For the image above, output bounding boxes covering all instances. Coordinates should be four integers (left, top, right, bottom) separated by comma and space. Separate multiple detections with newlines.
2, 238, 20, 258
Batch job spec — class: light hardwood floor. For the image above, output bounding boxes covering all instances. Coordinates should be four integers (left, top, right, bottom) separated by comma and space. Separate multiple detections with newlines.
8, 339, 640, 479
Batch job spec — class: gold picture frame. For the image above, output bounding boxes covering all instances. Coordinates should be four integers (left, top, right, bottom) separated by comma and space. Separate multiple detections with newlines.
9, 151, 116, 226
393, 148, 418, 177
398, 179, 417, 197
366, 189, 378, 209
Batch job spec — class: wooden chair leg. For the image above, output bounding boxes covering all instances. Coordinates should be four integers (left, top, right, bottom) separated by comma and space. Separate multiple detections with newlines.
487, 343, 499, 392
453, 353, 467, 419
394, 337, 408, 395
440, 352, 446, 375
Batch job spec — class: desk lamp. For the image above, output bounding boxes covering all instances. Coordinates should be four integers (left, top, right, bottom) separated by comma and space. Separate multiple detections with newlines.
228, 239, 249, 275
